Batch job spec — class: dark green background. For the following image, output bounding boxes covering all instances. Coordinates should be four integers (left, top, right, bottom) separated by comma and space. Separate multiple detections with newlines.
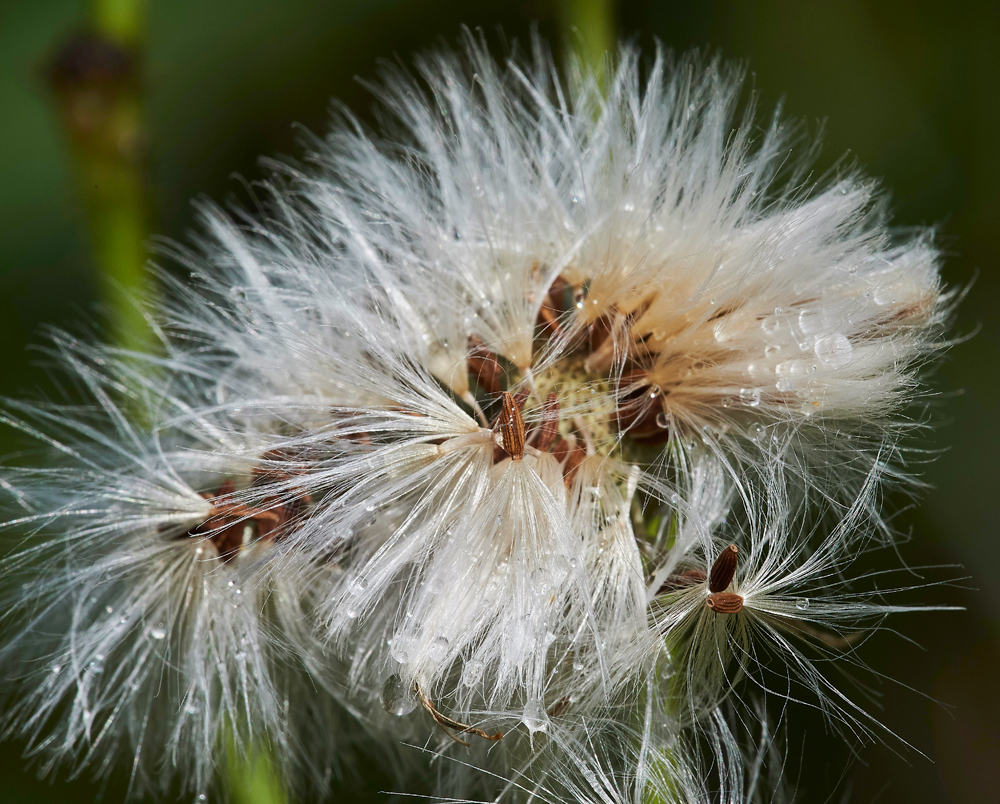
1, 1, 997, 801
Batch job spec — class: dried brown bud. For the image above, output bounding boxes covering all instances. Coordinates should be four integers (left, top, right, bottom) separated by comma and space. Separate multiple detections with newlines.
708, 544, 738, 593
496, 391, 526, 460
705, 592, 744, 614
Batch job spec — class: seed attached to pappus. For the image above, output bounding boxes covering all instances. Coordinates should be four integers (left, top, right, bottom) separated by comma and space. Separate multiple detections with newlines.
495, 391, 527, 461
705, 592, 744, 613
708, 544, 738, 593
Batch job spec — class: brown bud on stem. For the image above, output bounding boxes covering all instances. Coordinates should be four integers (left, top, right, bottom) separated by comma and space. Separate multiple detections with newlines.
708, 544, 738, 593
705, 592, 744, 613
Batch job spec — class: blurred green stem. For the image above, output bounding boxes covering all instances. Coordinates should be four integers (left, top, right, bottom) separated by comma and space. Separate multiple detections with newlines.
559, 0, 616, 85
92, 0, 145, 46
48, 0, 151, 353
47, 4, 287, 802
227, 741, 290, 804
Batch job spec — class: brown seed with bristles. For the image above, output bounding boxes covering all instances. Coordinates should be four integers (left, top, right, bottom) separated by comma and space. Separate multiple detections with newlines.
496, 391, 526, 461
708, 544, 738, 593
705, 592, 744, 613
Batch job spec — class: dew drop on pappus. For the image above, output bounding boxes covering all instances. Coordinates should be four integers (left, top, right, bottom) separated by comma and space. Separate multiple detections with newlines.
381, 674, 417, 716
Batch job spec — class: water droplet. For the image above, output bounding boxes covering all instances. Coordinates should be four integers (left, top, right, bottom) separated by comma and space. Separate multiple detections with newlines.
655, 412, 671, 429
149, 625, 167, 641
761, 315, 781, 336
390, 634, 415, 663
463, 660, 485, 687
50, 663, 62, 675
104, 606, 114, 615
571, 196, 579, 204
521, 699, 549, 734
795, 598, 810, 611
814, 333, 852, 368
381, 674, 417, 716
348, 578, 368, 596
748, 424, 766, 442
775, 376, 795, 392
739, 387, 761, 407
429, 635, 450, 660
873, 286, 896, 306
87, 655, 105, 675
647, 385, 662, 399
764, 344, 781, 359
796, 308, 825, 337
720, 396, 733, 408
197, 794, 207, 803
531, 569, 552, 594
800, 399, 822, 416
573, 661, 585, 672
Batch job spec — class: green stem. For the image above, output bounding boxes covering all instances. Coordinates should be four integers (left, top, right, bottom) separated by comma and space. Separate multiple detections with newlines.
226, 740, 290, 804
48, 0, 152, 354
91, 0, 145, 47
558, 0, 617, 87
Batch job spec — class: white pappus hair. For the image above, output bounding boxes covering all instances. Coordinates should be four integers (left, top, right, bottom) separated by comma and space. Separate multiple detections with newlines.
0, 29, 954, 804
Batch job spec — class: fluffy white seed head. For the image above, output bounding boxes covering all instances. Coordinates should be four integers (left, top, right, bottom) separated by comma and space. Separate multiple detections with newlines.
0, 31, 954, 803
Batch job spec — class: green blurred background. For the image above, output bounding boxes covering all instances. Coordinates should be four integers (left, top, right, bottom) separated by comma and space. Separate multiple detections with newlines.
1, 0, 998, 801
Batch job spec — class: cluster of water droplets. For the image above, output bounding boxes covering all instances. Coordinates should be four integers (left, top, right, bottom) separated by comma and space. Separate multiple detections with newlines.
750, 305, 858, 415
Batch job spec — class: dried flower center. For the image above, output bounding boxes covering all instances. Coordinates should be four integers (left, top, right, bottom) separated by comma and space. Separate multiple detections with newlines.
174, 449, 314, 562
465, 274, 673, 483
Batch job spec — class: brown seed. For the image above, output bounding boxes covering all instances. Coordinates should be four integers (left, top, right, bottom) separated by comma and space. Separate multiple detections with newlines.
708, 544, 738, 593
546, 695, 571, 718
556, 438, 587, 486
495, 391, 526, 461
467, 336, 503, 394
705, 592, 744, 614
530, 392, 561, 453
656, 568, 707, 595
